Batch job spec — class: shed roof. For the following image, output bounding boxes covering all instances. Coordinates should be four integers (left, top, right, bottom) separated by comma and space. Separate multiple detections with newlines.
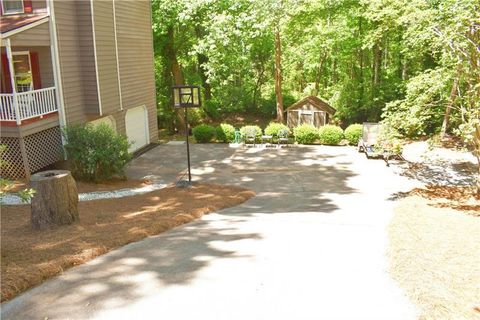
286, 96, 336, 115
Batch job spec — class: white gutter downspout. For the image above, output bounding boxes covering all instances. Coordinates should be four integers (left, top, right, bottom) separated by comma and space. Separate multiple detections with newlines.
90, 0, 103, 115
5, 39, 20, 125
46, 0, 67, 142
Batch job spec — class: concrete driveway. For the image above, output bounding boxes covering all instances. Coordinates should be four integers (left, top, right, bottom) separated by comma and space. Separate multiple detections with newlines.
2, 144, 418, 320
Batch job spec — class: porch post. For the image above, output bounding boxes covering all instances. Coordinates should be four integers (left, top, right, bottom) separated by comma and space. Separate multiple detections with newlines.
18, 134, 31, 180
5, 39, 20, 125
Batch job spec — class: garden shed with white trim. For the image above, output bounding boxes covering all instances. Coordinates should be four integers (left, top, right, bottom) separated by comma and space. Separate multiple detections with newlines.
286, 96, 336, 129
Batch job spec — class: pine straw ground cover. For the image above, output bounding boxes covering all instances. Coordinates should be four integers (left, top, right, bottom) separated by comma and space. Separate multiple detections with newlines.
7, 177, 153, 194
1, 183, 254, 302
388, 186, 480, 320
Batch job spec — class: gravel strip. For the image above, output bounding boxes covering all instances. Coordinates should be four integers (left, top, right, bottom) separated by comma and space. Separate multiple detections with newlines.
1, 182, 169, 206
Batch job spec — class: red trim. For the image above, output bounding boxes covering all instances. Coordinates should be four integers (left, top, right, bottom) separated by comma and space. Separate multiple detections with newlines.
1, 53, 12, 93
30, 51, 41, 89
23, 0, 33, 14
0, 111, 58, 126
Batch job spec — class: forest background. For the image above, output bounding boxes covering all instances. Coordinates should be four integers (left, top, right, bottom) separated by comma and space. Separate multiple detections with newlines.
152, 0, 478, 149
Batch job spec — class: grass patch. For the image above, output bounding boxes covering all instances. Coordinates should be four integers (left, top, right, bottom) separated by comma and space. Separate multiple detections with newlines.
1, 183, 254, 302
388, 195, 480, 319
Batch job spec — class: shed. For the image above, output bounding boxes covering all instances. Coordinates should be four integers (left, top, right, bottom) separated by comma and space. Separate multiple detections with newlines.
285, 96, 336, 129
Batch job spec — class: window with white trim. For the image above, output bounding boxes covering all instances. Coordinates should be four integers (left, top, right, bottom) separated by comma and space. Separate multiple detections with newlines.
1, 0, 24, 14
12, 52, 33, 92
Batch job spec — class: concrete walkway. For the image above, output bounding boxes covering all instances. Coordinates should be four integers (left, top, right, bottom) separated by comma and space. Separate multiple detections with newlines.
1, 144, 419, 320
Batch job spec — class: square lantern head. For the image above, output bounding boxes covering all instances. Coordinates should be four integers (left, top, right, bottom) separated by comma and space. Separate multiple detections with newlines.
173, 85, 201, 108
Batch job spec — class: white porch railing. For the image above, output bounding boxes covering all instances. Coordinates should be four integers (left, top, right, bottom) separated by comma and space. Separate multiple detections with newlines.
0, 87, 58, 123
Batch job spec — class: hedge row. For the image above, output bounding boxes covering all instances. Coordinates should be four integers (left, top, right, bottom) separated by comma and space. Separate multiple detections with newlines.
192, 123, 363, 146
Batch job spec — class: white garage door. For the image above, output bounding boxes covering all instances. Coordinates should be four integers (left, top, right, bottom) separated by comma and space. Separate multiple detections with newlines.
125, 106, 149, 152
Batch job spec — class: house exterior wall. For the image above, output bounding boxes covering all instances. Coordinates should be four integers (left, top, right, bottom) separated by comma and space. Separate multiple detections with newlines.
2, 0, 157, 147
76, 0, 99, 115
32, 0, 47, 11
53, 0, 89, 124
91, 0, 121, 115
114, 0, 157, 142
8, 22, 50, 46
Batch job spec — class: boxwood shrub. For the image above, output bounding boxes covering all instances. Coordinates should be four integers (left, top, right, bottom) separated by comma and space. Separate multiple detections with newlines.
192, 124, 216, 143
240, 125, 262, 140
63, 123, 131, 182
264, 122, 290, 137
318, 125, 344, 145
294, 124, 319, 144
215, 123, 236, 143
344, 124, 363, 145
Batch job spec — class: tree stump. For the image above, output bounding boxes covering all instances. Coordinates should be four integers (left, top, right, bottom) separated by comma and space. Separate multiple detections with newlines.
30, 170, 79, 230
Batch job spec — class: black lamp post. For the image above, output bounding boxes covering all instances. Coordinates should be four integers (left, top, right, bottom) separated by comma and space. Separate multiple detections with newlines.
172, 85, 201, 187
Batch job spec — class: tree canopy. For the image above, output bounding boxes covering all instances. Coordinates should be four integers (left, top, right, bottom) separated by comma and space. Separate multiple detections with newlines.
152, 0, 479, 142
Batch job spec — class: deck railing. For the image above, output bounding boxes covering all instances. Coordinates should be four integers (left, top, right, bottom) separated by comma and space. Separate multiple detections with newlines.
0, 87, 58, 123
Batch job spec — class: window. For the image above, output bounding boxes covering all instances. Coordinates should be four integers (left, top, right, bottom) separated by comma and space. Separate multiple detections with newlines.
1, 0, 24, 14
12, 52, 32, 92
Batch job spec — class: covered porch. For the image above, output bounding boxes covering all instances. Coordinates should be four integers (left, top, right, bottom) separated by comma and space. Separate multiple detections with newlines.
1, 16, 59, 125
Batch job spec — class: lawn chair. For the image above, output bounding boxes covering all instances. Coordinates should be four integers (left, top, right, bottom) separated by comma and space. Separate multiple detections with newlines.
358, 122, 405, 166
277, 129, 290, 148
243, 128, 257, 147
233, 129, 242, 144
261, 132, 273, 146
358, 122, 381, 158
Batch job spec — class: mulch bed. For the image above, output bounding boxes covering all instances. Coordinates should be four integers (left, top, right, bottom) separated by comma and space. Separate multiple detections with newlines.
0, 183, 255, 302
388, 196, 480, 320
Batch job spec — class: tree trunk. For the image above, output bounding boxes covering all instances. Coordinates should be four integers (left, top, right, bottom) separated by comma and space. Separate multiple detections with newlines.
166, 26, 186, 133
30, 170, 79, 230
274, 26, 284, 123
372, 44, 382, 87
440, 71, 460, 138
197, 53, 211, 100
195, 25, 211, 101
314, 54, 326, 95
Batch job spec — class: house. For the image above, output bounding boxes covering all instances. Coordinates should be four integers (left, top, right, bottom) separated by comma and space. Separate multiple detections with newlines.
0, 0, 158, 179
286, 96, 336, 129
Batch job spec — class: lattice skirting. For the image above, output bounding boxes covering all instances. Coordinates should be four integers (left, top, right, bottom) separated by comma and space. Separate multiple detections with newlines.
1, 127, 63, 179
0, 137, 24, 179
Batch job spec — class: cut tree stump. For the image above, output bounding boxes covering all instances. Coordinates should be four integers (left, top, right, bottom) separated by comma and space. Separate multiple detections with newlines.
30, 170, 79, 230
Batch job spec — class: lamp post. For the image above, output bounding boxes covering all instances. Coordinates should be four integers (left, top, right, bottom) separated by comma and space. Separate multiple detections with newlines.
172, 85, 201, 187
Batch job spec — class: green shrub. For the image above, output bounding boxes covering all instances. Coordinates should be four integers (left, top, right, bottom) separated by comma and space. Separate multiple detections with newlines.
192, 124, 216, 143
187, 108, 207, 127
63, 124, 131, 182
216, 123, 236, 143
294, 124, 319, 144
344, 124, 363, 145
240, 125, 262, 140
264, 122, 290, 137
318, 125, 344, 145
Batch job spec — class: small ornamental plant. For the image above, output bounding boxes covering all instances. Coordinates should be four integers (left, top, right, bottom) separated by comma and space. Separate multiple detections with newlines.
265, 122, 290, 137
216, 123, 236, 143
344, 124, 363, 145
318, 125, 344, 145
240, 125, 262, 141
192, 124, 216, 143
294, 124, 319, 144
63, 124, 131, 182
